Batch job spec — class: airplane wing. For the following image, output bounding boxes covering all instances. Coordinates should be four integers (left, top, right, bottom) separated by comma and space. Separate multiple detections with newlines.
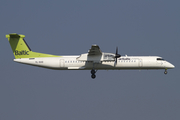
76, 44, 103, 62
88, 45, 102, 56
77, 44, 115, 62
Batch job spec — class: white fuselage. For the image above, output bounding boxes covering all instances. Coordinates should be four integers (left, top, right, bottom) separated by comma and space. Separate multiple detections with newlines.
14, 56, 174, 70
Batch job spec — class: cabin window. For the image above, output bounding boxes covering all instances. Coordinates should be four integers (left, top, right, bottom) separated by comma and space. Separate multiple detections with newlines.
157, 58, 165, 61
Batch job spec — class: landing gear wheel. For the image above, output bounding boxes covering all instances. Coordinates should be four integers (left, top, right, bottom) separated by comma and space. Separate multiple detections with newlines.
91, 74, 96, 79
91, 69, 96, 74
164, 69, 168, 74
91, 64, 97, 79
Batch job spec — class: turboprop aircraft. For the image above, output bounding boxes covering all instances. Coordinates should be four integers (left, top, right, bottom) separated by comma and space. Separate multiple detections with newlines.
6, 33, 175, 79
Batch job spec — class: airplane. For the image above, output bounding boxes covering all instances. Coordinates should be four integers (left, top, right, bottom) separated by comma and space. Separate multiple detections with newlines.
6, 33, 175, 79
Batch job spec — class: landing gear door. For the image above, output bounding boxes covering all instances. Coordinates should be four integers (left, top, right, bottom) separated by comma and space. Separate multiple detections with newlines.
60, 59, 64, 67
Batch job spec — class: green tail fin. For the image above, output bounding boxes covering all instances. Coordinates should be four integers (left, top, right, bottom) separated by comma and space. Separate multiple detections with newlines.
6, 33, 60, 59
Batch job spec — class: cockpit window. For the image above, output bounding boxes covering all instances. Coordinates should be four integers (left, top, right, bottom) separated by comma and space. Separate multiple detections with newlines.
157, 58, 165, 61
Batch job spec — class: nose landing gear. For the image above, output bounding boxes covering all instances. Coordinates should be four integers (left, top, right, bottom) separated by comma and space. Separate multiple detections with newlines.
164, 68, 168, 74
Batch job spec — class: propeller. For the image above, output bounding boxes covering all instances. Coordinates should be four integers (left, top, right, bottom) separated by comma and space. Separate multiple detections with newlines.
114, 47, 121, 66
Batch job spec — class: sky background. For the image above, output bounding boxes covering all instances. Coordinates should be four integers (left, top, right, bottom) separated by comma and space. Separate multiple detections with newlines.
0, 0, 180, 120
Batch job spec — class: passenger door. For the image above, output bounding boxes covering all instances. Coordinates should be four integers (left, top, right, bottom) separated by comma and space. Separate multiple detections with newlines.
139, 59, 143, 67
60, 59, 64, 67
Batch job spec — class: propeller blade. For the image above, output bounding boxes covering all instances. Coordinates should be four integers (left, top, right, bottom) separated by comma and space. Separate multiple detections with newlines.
116, 47, 118, 55
114, 47, 121, 66
115, 47, 121, 59
115, 57, 117, 65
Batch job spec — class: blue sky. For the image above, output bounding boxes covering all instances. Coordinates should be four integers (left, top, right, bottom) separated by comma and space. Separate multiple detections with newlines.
0, 1, 180, 120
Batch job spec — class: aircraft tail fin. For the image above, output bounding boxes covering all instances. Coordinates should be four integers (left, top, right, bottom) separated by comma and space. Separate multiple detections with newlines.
6, 33, 59, 59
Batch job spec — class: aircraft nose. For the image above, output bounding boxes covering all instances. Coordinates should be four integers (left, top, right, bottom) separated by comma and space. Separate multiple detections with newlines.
171, 64, 175, 68
167, 62, 175, 69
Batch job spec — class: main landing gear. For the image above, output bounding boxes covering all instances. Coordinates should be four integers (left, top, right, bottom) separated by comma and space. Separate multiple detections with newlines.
91, 69, 97, 79
164, 68, 168, 74
90, 63, 98, 79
